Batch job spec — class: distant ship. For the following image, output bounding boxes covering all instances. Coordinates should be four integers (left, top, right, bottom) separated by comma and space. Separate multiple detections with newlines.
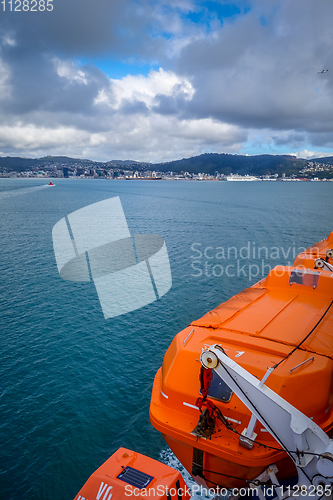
226, 174, 261, 181
125, 177, 162, 180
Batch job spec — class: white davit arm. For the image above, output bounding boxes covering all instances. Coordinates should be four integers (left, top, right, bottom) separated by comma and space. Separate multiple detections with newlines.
200, 346, 333, 496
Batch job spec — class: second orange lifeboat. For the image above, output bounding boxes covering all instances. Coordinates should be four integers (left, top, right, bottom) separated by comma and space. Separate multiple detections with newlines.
74, 448, 190, 500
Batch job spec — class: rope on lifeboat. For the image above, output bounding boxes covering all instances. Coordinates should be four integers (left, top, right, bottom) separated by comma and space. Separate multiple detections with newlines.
196, 366, 333, 458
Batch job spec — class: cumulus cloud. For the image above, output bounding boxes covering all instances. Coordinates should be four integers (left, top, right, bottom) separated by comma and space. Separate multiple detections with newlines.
0, 58, 11, 100
295, 150, 333, 160
176, 1, 333, 129
112, 68, 194, 107
0, 0, 333, 160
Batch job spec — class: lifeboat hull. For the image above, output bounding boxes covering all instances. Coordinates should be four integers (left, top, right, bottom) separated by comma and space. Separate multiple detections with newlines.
150, 368, 296, 488
163, 435, 296, 489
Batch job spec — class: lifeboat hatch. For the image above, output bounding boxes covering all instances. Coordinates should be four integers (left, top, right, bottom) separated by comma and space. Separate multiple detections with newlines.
117, 466, 154, 489
289, 269, 320, 287
200, 367, 233, 403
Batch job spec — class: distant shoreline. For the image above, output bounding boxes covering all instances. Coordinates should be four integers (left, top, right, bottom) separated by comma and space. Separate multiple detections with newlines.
1, 176, 333, 182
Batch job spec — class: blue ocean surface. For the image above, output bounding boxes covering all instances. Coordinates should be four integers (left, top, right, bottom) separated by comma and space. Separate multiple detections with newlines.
0, 178, 332, 499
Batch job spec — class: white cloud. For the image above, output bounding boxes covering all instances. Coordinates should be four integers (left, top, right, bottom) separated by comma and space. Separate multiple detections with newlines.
89, 134, 107, 147
1, 33, 16, 47
0, 112, 245, 162
110, 68, 194, 108
0, 124, 89, 150
53, 58, 88, 85
0, 58, 11, 100
295, 150, 333, 160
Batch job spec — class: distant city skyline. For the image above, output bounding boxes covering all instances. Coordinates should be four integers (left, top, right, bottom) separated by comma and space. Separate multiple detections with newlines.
0, 0, 333, 162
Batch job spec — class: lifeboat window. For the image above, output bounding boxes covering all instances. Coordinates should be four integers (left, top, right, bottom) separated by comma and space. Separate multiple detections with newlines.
117, 466, 154, 489
200, 367, 233, 403
289, 269, 320, 287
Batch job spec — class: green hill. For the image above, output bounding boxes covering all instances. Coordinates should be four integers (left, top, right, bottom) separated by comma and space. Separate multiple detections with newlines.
0, 156, 101, 172
155, 153, 308, 176
1, 153, 330, 177
311, 156, 333, 165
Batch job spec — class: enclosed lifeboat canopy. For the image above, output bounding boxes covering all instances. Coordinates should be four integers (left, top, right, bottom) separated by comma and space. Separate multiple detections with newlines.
74, 448, 190, 500
150, 232, 333, 489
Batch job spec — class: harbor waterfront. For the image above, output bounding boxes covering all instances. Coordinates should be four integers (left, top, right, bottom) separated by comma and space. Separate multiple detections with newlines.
1, 154, 333, 182
1, 178, 333, 499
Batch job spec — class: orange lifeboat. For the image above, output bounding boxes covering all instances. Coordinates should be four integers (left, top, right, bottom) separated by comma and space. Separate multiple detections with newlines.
74, 448, 190, 500
150, 232, 333, 488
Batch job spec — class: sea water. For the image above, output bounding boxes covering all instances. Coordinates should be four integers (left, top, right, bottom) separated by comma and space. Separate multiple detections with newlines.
0, 178, 332, 499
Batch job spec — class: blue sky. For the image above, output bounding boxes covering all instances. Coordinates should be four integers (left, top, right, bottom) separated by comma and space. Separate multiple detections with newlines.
0, 0, 332, 162
81, 2, 250, 78
78, 58, 159, 80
